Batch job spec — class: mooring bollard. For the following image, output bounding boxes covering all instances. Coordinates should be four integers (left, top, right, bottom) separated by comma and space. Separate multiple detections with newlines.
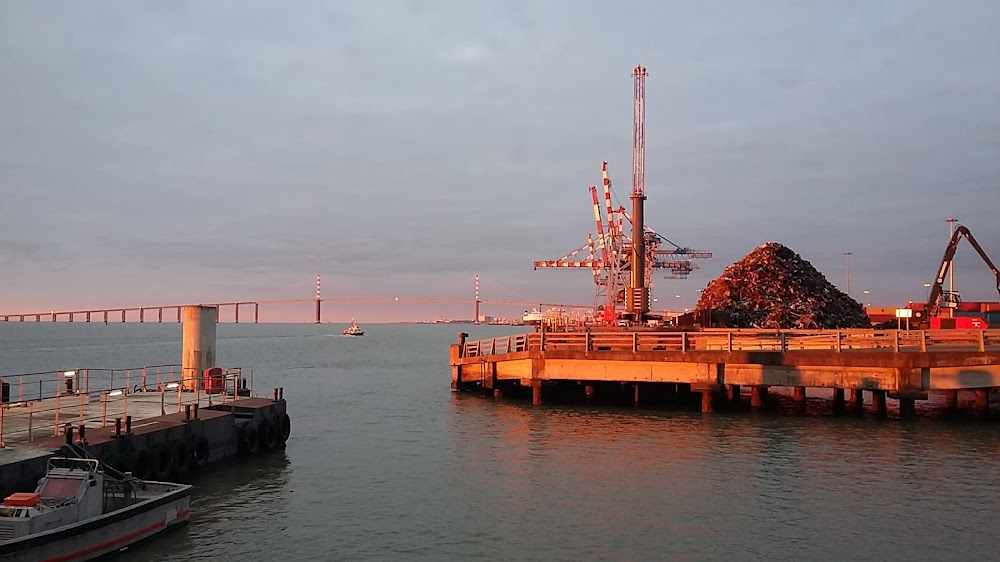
115, 417, 122, 436
125, 415, 132, 434
78, 424, 86, 443
193, 403, 199, 419
64, 424, 73, 445
184, 404, 191, 421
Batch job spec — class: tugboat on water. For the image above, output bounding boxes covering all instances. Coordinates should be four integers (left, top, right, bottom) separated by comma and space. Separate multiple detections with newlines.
343, 320, 365, 336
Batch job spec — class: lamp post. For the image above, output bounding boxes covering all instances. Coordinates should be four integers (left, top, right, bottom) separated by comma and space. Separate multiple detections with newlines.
863, 290, 870, 307
675, 294, 681, 313
844, 252, 852, 297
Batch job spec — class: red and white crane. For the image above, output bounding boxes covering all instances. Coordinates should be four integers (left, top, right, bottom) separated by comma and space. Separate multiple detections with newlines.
533, 65, 712, 325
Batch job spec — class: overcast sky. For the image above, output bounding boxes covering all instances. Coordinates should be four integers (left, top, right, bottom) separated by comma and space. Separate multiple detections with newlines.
1, 1, 998, 322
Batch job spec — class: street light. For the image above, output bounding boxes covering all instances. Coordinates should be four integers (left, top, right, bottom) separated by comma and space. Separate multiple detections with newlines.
675, 294, 681, 312
844, 252, 853, 297
863, 290, 871, 307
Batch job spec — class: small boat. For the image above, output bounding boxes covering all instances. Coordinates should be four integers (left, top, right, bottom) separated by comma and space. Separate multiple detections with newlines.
0, 457, 191, 561
343, 320, 365, 336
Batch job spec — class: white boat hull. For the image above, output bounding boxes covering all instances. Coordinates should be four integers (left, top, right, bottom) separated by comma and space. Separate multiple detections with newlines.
0, 482, 191, 562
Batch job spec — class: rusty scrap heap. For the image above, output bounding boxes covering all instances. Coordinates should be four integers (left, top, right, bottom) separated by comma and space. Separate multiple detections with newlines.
694, 242, 870, 329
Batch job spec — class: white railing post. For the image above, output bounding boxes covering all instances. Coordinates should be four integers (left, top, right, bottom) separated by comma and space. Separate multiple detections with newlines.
539, 329, 545, 351
836, 331, 842, 352
920, 331, 927, 352
979, 330, 986, 352
586, 332, 592, 352
633, 332, 639, 352
894, 331, 900, 352
728, 332, 733, 352
681, 332, 688, 352
779, 332, 786, 352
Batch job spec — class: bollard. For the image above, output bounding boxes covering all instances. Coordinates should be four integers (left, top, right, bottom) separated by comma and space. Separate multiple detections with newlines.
193, 403, 199, 419
78, 424, 86, 443
115, 417, 122, 436
273, 388, 278, 401
184, 404, 191, 421
279, 387, 284, 400
64, 424, 73, 445
125, 415, 132, 434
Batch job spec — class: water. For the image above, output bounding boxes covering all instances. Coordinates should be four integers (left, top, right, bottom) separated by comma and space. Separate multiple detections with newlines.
2, 323, 999, 561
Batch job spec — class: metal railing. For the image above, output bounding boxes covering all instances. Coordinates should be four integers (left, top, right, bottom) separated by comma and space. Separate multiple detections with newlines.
461, 329, 1000, 358
0, 365, 253, 447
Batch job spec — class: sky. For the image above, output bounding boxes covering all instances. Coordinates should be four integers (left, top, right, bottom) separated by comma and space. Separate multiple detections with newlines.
1, 1, 999, 323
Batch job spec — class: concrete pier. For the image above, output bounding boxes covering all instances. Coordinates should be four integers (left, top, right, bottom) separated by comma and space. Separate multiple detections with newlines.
451, 329, 1000, 420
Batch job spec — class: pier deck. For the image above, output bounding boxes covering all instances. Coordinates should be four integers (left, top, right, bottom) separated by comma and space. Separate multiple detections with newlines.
450, 329, 1000, 416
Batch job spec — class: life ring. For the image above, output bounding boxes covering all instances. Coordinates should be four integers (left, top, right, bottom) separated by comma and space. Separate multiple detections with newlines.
171, 440, 191, 475
279, 414, 291, 442
131, 448, 151, 480
259, 419, 278, 450
152, 444, 174, 481
192, 436, 210, 467
238, 424, 259, 456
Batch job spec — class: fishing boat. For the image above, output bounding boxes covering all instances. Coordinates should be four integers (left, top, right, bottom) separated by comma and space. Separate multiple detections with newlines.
0, 457, 191, 561
343, 320, 365, 336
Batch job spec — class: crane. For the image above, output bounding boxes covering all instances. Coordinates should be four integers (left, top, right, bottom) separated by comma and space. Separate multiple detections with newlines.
913, 224, 1000, 325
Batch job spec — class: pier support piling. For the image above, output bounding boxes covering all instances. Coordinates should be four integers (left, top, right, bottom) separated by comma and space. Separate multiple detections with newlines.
833, 388, 845, 412
532, 381, 543, 406
584, 385, 594, 400
974, 389, 989, 416
944, 390, 958, 411
634, 384, 640, 406
850, 389, 864, 412
899, 398, 916, 419
701, 390, 713, 413
750, 386, 766, 410
873, 390, 887, 416
728, 384, 741, 407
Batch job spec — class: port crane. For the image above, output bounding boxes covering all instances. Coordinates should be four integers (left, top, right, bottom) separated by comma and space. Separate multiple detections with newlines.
912, 224, 1000, 326
532, 65, 712, 325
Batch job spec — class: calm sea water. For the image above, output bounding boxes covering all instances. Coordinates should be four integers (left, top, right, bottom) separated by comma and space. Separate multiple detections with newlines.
2, 323, 999, 561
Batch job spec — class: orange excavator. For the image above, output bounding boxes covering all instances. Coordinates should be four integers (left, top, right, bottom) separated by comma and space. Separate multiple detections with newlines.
912, 225, 1000, 328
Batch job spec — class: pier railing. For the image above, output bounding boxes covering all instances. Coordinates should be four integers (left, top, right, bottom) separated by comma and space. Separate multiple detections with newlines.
461, 329, 1000, 358
0, 365, 253, 446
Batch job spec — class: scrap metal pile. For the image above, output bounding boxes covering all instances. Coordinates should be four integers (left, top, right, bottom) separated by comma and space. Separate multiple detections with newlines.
694, 242, 870, 329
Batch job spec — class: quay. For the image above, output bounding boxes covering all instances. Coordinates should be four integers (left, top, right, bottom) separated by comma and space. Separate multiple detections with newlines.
450, 328, 1000, 418
0, 306, 291, 499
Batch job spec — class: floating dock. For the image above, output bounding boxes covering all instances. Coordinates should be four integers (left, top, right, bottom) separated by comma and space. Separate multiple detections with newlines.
0, 306, 291, 499
450, 328, 1000, 417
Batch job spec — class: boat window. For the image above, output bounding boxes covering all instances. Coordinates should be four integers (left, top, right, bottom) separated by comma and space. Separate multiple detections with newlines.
40, 477, 82, 499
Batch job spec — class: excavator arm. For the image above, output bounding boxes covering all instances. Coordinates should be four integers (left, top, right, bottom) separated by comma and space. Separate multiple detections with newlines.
924, 225, 1000, 317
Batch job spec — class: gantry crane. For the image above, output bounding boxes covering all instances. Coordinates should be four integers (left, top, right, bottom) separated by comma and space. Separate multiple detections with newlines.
533, 65, 712, 325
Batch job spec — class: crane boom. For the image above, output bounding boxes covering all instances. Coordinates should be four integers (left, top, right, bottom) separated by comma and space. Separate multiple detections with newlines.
924, 225, 1000, 317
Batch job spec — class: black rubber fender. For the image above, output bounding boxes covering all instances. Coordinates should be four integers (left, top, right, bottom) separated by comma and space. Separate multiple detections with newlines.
192, 436, 210, 466
131, 448, 151, 480
259, 419, 278, 450
238, 424, 259, 456
152, 444, 174, 481
279, 413, 291, 442
171, 440, 191, 475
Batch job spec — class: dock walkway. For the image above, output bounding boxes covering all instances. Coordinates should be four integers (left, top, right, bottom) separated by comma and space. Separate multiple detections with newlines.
451, 328, 1000, 417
